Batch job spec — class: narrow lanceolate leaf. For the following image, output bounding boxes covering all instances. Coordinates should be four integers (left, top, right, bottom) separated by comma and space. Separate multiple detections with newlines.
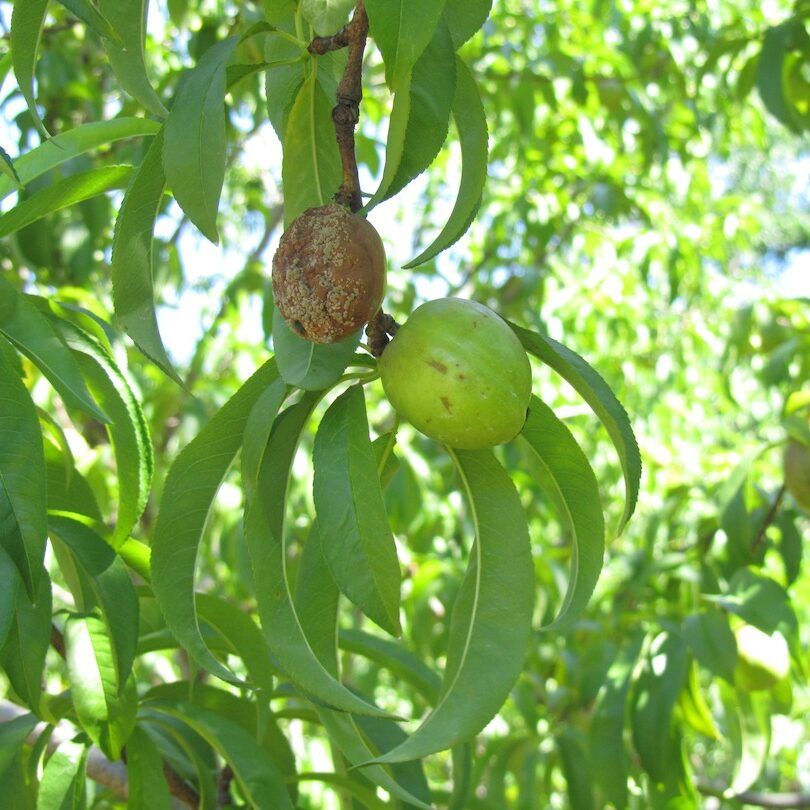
405, 57, 487, 267
55, 0, 122, 45
631, 632, 688, 783
98, 0, 168, 118
369, 20, 456, 208
292, 526, 435, 810
146, 701, 294, 810
443, 0, 492, 49
0, 280, 105, 422
366, 449, 534, 765
36, 740, 88, 810
111, 128, 180, 383
590, 633, 644, 810
273, 309, 361, 391
510, 323, 641, 533
313, 386, 401, 635
151, 360, 279, 685
245, 397, 393, 718
0, 165, 132, 238
365, 0, 446, 88
49, 515, 139, 691
757, 23, 810, 133
557, 728, 596, 810
520, 395, 605, 630
0, 571, 52, 711
264, 6, 306, 141
125, 727, 172, 810
281, 68, 342, 225
10, 0, 50, 137
164, 37, 238, 244
0, 118, 161, 203
0, 345, 47, 596
0, 547, 20, 650
54, 321, 153, 546
0, 147, 22, 191
64, 613, 137, 759
241, 377, 287, 501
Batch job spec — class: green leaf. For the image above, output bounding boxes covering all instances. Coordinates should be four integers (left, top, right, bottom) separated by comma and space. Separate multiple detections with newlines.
339, 628, 441, 703
301, 0, 355, 36
164, 36, 239, 243
404, 57, 487, 267
64, 613, 137, 759
264, 6, 306, 141
0, 146, 22, 191
241, 377, 287, 501
0, 547, 20, 650
520, 395, 605, 630
0, 165, 133, 239
0, 570, 52, 712
48, 515, 139, 691
369, 19, 456, 207
245, 397, 394, 718
111, 128, 180, 384
0, 118, 161, 204
125, 726, 172, 810
678, 661, 720, 740
145, 701, 294, 810
510, 323, 641, 533
280, 68, 342, 225
757, 22, 810, 132
0, 346, 47, 596
724, 688, 771, 795
682, 609, 737, 683
366, 448, 534, 764
443, 0, 492, 48
291, 772, 388, 810
589, 633, 645, 810
272, 307, 361, 391
0, 281, 106, 423
557, 727, 595, 810
10, 0, 50, 138
0, 713, 37, 781
36, 740, 88, 810
55, 0, 122, 45
151, 359, 280, 684
196, 594, 276, 694
631, 632, 688, 783
54, 320, 153, 546
705, 568, 798, 637
293, 523, 433, 809
365, 0, 447, 88
313, 385, 401, 635
97, 0, 168, 117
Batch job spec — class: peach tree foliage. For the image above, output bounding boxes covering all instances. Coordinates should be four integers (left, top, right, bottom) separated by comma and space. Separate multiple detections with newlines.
0, 0, 807, 808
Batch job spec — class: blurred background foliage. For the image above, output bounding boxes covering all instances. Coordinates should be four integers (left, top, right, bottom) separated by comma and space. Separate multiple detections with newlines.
1, 0, 809, 806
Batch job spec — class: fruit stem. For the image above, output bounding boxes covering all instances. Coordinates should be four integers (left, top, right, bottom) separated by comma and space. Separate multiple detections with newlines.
309, 1, 368, 212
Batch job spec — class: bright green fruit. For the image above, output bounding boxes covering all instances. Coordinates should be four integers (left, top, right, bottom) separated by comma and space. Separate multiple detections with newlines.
784, 439, 810, 511
379, 298, 532, 450
734, 624, 790, 692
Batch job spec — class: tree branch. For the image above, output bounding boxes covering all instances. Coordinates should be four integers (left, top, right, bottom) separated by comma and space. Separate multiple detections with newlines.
321, 1, 369, 213
751, 484, 787, 554
0, 700, 194, 809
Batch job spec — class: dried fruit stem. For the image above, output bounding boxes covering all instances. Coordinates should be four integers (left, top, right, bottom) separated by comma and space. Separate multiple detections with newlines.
330, 1, 368, 212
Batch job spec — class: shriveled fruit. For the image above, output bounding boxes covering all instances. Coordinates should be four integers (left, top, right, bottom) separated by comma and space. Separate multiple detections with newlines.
784, 439, 810, 511
733, 624, 790, 692
272, 204, 386, 344
379, 298, 532, 450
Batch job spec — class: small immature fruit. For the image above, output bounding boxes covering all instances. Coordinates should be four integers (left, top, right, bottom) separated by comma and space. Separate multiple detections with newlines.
272, 204, 386, 344
379, 298, 532, 450
733, 624, 790, 692
784, 439, 810, 511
